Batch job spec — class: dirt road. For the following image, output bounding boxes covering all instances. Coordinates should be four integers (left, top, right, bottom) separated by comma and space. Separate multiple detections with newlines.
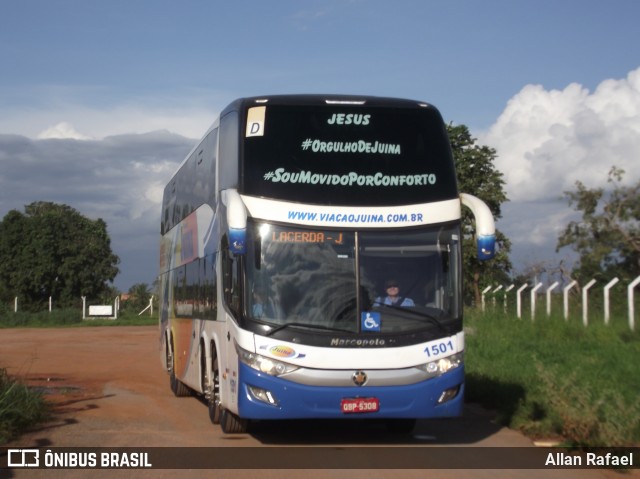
0, 326, 630, 478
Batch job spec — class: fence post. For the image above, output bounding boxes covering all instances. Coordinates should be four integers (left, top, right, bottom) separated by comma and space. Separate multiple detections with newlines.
546, 281, 560, 316
14, 297, 18, 313
49, 296, 52, 313
516, 284, 527, 319
629, 275, 640, 331
138, 296, 155, 316
81, 296, 86, 320
481, 285, 492, 312
530, 283, 543, 320
491, 285, 503, 308
603, 278, 619, 325
563, 280, 577, 320
504, 284, 515, 312
582, 279, 597, 327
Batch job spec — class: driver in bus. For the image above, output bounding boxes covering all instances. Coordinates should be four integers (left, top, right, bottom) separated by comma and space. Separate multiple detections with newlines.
374, 279, 415, 307
252, 285, 274, 318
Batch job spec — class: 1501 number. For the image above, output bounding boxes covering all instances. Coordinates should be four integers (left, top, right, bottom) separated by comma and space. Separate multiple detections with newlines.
424, 340, 454, 358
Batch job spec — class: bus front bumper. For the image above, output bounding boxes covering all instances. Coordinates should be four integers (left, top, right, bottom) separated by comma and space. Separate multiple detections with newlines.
236, 362, 464, 420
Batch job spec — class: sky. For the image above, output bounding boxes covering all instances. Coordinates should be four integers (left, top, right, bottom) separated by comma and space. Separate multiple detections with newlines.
0, 0, 639, 292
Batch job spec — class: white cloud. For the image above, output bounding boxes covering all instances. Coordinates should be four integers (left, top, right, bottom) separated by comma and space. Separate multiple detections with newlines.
0, 87, 230, 140
480, 66, 640, 272
481, 66, 640, 203
0, 131, 195, 290
12, 105, 213, 140
37, 121, 92, 140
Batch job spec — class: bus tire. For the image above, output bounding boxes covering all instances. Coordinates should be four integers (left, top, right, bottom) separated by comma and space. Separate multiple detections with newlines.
208, 355, 222, 424
170, 370, 191, 397
169, 340, 191, 397
220, 409, 248, 434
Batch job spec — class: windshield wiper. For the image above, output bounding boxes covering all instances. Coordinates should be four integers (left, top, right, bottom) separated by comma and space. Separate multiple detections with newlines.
265, 322, 354, 337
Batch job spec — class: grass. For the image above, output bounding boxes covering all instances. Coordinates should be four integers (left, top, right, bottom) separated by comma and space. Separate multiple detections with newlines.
0, 308, 157, 328
0, 368, 49, 444
464, 306, 640, 446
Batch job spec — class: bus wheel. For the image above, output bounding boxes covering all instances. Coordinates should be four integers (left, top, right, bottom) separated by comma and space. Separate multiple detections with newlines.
220, 409, 248, 434
170, 369, 191, 397
208, 356, 221, 424
165, 341, 173, 374
169, 341, 191, 397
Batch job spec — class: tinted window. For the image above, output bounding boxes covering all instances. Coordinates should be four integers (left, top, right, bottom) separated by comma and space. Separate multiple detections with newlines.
241, 105, 457, 206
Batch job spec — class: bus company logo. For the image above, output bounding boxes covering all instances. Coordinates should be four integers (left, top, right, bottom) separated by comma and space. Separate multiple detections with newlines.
352, 370, 368, 387
259, 344, 306, 359
269, 345, 296, 358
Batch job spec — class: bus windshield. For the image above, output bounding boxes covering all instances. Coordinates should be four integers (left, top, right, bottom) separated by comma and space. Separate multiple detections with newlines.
244, 221, 461, 335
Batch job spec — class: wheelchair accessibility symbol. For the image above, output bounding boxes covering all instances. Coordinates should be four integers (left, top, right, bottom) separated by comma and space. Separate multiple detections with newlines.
361, 311, 381, 332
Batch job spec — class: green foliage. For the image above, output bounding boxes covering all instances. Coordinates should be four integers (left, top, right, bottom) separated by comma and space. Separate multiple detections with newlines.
536, 362, 640, 447
0, 308, 84, 327
447, 124, 512, 304
0, 308, 157, 328
0, 368, 49, 443
557, 166, 640, 282
121, 283, 153, 313
0, 201, 120, 310
465, 308, 640, 446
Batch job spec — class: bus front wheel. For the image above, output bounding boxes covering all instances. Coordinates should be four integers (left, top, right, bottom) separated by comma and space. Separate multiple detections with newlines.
220, 409, 248, 434
170, 369, 191, 397
169, 340, 190, 397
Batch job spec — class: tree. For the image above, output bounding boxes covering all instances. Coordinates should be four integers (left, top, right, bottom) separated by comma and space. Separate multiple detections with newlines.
0, 202, 120, 309
447, 124, 512, 305
557, 166, 640, 282
125, 283, 152, 313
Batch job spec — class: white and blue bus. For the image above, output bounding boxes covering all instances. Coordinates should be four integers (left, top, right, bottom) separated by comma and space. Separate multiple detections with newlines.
159, 95, 496, 433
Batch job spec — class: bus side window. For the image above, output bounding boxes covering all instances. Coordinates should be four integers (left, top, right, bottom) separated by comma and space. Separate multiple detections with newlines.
202, 254, 217, 320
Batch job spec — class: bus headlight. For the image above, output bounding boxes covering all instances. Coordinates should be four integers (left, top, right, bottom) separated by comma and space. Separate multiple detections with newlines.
417, 352, 463, 379
236, 345, 299, 377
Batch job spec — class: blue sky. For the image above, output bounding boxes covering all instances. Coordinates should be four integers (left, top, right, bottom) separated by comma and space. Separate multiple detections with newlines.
1, 0, 639, 292
2, 1, 638, 131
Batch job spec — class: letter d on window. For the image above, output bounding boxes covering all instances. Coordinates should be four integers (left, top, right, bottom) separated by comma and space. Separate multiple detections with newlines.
246, 106, 266, 137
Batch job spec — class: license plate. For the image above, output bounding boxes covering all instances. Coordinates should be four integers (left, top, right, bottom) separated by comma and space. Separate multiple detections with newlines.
341, 397, 380, 414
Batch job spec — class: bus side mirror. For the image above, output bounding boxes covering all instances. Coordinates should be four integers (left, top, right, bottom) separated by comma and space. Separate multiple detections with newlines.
223, 188, 247, 255
460, 193, 496, 261
229, 228, 246, 255
476, 234, 496, 261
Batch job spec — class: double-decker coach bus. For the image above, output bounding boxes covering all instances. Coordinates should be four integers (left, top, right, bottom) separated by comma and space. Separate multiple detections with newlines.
159, 94, 496, 433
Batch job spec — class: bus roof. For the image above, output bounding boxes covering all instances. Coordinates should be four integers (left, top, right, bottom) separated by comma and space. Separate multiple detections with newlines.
220, 94, 437, 117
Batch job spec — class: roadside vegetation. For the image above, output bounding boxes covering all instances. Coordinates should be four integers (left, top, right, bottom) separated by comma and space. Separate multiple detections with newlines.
0, 368, 49, 444
464, 307, 640, 446
0, 306, 157, 328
